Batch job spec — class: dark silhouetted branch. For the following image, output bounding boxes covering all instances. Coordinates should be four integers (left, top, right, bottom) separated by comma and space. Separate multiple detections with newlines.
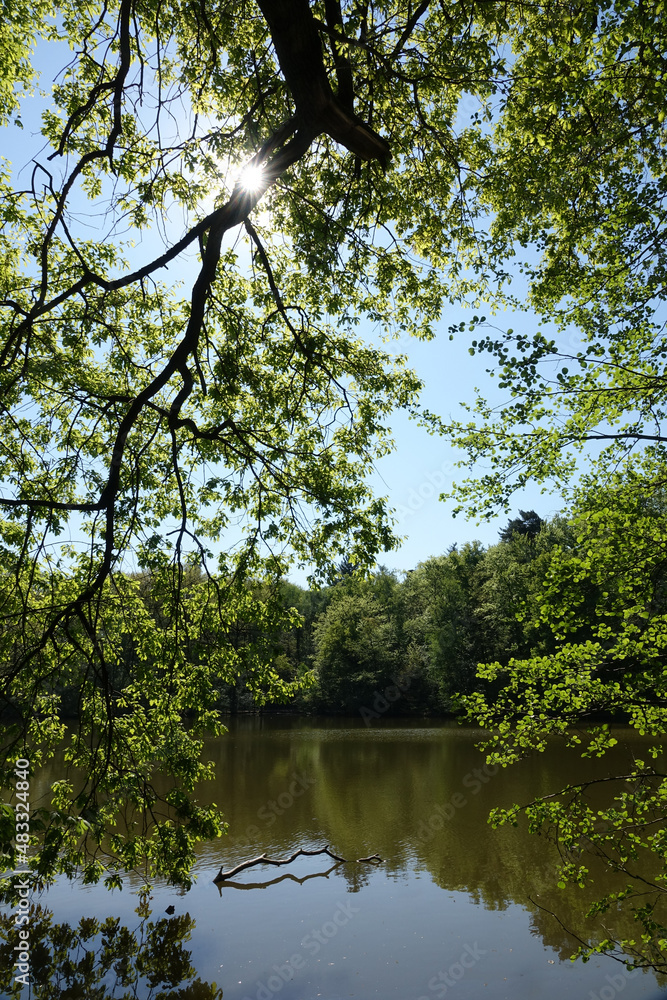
214, 844, 383, 883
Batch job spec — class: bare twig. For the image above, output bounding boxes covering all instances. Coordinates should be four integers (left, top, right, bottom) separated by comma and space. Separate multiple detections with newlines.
214, 844, 383, 882
215, 864, 341, 892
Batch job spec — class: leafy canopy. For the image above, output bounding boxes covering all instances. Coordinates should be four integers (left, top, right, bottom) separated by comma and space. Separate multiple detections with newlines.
2, 0, 666, 893
428, 0, 667, 971
460, 461, 667, 970
444, 0, 667, 514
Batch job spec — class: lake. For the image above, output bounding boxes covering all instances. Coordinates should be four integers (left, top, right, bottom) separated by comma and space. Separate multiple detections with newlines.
2, 717, 667, 999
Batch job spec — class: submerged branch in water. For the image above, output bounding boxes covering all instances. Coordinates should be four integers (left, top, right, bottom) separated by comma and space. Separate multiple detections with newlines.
213, 844, 383, 883
215, 863, 342, 892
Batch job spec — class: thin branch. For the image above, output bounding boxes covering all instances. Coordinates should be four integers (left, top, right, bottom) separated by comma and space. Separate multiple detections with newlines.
391, 0, 431, 59
214, 844, 383, 882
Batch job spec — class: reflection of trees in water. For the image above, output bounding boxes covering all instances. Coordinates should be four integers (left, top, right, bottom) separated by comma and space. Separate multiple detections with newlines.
294, 732, 667, 973
527, 891, 667, 989
156, 721, 667, 977
0, 904, 222, 999
338, 864, 371, 894
424, 817, 667, 979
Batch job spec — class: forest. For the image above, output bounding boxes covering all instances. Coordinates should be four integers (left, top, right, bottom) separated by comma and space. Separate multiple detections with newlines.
163, 510, 627, 719
2, 0, 667, 971
42, 497, 667, 726
40, 510, 565, 717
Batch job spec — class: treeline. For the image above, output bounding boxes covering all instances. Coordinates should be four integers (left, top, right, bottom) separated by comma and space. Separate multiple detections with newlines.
257, 510, 574, 717
40, 505, 661, 721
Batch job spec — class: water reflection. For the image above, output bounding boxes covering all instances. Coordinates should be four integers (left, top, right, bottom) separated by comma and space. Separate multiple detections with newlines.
0, 905, 222, 999
17, 718, 667, 999
198, 718, 667, 978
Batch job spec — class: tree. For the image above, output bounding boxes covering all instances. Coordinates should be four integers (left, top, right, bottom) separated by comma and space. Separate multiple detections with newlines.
443, 0, 667, 516
460, 462, 667, 970
401, 544, 488, 705
430, 0, 667, 972
2, 0, 667, 895
480, 514, 574, 662
498, 510, 544, 542
0, 0, 434, 889
311, 574, 401, 711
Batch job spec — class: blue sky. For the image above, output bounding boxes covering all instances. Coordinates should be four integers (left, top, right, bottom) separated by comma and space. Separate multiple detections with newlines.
365, 305, 567, 576
6, 43, 570, 584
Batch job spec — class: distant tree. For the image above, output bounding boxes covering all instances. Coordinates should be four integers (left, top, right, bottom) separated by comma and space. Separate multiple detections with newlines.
401, 543, 489, 706
498, 510, 545, 542
481, 515, 573, 661
312, 582, 401, 712
336, 558, 357, 580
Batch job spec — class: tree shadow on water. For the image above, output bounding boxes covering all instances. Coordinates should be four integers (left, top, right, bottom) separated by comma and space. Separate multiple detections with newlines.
0, 903, 223, 1000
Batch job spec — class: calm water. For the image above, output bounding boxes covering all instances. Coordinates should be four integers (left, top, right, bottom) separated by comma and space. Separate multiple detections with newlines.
3, 717, 667, 999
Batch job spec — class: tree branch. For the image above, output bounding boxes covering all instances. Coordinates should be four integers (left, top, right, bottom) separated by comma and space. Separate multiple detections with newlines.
324, 0, 355, 111
256, 0, 390, 165
214, 844, 382, 882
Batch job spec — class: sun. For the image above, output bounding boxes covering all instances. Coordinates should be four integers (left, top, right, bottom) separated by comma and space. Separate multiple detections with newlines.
237, 162, 266, 195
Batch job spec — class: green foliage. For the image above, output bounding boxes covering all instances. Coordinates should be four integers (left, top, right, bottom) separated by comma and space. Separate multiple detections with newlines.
312, 573, 402, 711
303, 528, 573, 714
498, 510, 545, 542
0, 563, 306, 891
1, 0, 446, 887
401, 544, 488, 705
478, 515, 574, 663
461, 462, 667, 967
438, 0, 667, 516
2, 0, 667, 934
399, 0, 667, 970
